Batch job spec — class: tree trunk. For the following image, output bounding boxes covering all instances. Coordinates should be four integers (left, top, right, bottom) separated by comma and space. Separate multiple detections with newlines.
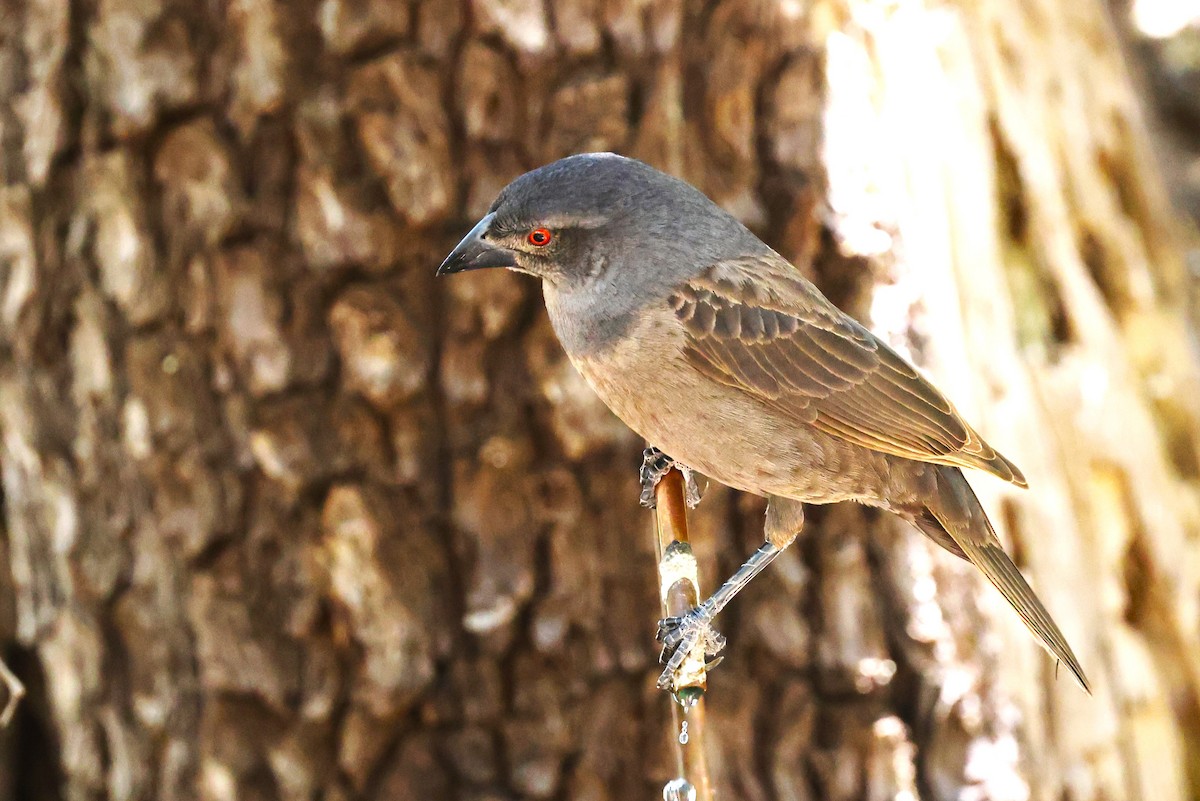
1, 1, 1197, 800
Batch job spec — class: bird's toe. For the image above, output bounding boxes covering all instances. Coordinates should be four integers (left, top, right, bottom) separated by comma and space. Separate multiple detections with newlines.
655, 609, 726, 690
639, 447, 675, 508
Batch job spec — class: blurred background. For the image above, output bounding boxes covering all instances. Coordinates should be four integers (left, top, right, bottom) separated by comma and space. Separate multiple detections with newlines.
1, 0, 1199, 799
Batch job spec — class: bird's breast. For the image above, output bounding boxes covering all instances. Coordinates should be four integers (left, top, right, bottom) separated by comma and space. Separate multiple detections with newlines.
551, 298, 898, 504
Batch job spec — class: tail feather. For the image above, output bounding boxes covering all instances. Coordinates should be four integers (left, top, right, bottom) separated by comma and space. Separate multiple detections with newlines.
911, 508, 967, 560
921, 466, 1091, 694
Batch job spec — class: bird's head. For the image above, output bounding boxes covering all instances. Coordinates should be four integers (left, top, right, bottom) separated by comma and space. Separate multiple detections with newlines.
437, 153, 761, 290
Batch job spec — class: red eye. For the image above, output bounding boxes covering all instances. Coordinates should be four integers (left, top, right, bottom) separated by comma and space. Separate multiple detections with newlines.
527, 228, 552, 247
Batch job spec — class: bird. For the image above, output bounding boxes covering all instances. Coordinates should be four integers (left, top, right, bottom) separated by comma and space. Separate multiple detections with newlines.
437, 152, 1090, 694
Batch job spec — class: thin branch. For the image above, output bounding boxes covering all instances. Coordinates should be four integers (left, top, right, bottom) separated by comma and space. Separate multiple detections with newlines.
0, 654, 24, 727
654, 467, 714, 801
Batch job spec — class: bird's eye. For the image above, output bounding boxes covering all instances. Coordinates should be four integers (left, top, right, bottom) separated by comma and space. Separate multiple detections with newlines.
527, 228, 552, 247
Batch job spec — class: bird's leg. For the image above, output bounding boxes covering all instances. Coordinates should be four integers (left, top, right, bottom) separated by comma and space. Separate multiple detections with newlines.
639, 447, 702, 509
655, 542, 780, 686
655, 496, 805, 690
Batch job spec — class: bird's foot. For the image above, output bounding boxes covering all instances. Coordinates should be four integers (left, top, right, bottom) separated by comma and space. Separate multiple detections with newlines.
655, 606, 726, 690
639, 448, 703, 509
639, 448, 673, 508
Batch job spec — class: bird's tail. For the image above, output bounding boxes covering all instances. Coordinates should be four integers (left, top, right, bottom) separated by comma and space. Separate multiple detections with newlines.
911, 465, 1091, 694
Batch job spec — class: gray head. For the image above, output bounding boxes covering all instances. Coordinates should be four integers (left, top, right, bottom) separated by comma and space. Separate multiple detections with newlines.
437, 153, 767, 292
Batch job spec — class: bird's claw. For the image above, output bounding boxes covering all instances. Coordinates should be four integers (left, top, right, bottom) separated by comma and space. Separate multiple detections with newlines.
640, 448, 673, 508
655, 607, 726, 690
639, 448, 703, 509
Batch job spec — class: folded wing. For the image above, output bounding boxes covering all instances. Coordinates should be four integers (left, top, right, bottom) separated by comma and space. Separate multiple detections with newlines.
670, 254, 1026, 486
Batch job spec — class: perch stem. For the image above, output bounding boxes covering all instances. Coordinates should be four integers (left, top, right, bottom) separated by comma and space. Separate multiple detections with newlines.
654, 467, 714, 801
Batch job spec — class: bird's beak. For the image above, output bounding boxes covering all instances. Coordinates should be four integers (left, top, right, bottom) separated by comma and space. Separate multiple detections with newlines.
437, 213, 516, 276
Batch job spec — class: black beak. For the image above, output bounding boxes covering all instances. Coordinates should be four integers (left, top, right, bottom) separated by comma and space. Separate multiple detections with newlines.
437, 213, 516, 276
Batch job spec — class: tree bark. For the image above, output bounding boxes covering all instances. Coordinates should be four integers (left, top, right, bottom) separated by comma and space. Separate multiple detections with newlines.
1, 0, 1197, 800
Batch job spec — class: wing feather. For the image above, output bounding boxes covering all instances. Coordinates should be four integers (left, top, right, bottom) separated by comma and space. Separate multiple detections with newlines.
672, 254, 1027, 487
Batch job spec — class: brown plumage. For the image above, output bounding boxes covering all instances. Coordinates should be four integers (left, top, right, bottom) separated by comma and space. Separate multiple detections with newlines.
675, 257, 1027, 486
438, 153, 1090, 693
671, 256, 1086, 691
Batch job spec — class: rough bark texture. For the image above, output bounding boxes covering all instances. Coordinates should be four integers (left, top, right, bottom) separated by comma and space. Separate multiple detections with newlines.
0, 1, 1197, 800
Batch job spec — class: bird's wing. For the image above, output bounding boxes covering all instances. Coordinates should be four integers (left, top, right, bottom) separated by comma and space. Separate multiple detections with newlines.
670, 254, 1026, 486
